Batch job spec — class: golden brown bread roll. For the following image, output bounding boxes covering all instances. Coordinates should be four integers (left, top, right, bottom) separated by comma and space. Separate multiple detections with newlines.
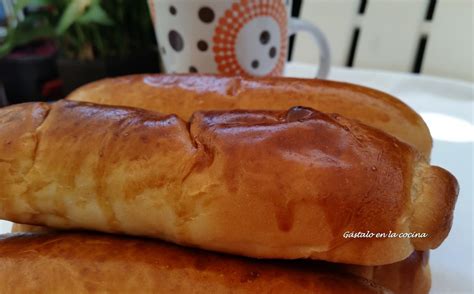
0, 232, 429, 294
7, 224, 431, 294
369, 251, 430, 294
0, 100, 458, 265
67, 74, 432, 157
11, 223, 54, 233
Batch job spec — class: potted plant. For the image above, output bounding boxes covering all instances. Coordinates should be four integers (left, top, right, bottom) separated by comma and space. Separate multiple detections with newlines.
0, 0, 159, 103
0, 1, 59, 104
54, 0, 159, 94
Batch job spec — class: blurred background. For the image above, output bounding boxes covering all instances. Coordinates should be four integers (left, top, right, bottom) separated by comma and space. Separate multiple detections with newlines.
0, 0, 472, 105
0, 0, 159, 105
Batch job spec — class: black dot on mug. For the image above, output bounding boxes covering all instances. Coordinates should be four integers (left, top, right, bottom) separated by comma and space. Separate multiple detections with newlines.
269, 46, 277, 58
197, 40, 208, 51
161, 46, 166, 55
169, 5, 177, 15
251, 60, 259, 69
168, 30, 184, 52
260, 31, 270, 45
189, 66, 198, 73
198, 7, 215, 23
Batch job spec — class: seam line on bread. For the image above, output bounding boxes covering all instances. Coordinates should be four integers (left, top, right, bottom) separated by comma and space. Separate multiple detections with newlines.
19, 104, 52, 219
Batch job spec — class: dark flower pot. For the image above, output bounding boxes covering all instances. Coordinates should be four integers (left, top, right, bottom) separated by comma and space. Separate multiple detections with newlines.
0, 41, 60, 105
56, 58, 107, 96
58, 50, 160, 95
0, 82, 8, 107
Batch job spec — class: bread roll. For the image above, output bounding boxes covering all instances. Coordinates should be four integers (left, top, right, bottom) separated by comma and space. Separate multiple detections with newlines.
7, 224, 431, 294
0, 232, 430, 293
11, 223, 54, 233
0, 100, 458, 265
369, 251, 430, 294
67, 74, 432, 157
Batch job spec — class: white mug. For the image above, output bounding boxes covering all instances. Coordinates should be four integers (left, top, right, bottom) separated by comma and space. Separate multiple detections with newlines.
148, 0, 330, 78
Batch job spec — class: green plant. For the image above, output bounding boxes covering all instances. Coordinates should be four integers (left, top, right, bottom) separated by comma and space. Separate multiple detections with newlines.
0, 0, 56, 57
0, 0, 156, 59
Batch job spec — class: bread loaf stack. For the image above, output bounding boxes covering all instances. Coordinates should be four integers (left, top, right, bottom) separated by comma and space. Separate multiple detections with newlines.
0, 75, 458, 293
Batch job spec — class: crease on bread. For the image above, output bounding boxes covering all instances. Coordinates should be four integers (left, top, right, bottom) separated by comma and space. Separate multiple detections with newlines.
0, 100, 458, 265
66, 74, 433, 158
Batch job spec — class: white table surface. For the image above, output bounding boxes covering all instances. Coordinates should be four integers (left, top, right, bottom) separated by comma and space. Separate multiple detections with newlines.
1, 63, 472, 293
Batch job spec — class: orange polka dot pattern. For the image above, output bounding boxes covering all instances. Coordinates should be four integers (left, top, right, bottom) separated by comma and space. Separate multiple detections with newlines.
213, 0, 288, 76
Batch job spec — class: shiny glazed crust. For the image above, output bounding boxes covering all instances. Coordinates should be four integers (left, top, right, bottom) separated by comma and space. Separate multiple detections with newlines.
0, 101, 458, 265
10, 224, 432, 294
0, 232, 430, 294
67, 74, 433, 157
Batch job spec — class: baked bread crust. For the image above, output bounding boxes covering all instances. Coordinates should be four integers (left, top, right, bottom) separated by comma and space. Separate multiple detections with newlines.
67, 74, 432, 157
0, 232, 430, 293
0, 101, 458, 265
7, 224, 431, 294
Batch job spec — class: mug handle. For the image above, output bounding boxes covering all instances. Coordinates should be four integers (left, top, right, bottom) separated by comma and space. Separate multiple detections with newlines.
288, 18, 331, 79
